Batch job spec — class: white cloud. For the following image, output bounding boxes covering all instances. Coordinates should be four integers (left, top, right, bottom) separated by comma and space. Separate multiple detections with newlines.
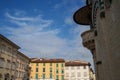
64, 17, 74, 25
54, 4, 62, 9
3, 12, 67, 57
6, 12, 36, 21
1, 11, 93, 67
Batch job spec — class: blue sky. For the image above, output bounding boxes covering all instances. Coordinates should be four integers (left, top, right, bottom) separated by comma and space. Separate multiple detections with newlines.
0, 0, 93, 66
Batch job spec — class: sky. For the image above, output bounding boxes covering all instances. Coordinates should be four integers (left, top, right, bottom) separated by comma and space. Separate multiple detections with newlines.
0, 0, 93, 67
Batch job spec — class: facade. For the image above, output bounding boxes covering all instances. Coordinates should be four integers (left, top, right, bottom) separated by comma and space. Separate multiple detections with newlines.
0, 34, 20, 80
65, 60, 95, 80
16, 51, 30, 80
73, 0, 120, 80
30, 58, 65, 80
0, 34, 30, 80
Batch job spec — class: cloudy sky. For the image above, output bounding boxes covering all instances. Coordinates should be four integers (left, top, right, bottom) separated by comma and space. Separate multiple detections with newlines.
0, 0, 93, 67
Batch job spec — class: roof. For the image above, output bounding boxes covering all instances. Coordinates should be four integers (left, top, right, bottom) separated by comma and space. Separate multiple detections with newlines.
65, 60, 90, 66
18, 51, 30, 60
30, 58, 65, 63
73, 5, 92, 25
0, 34, 20, 49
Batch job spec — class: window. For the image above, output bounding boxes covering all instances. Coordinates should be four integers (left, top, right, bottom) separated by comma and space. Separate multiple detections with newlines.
6, 60, 10, 69
56, 75, 59, 79
66, 73, 69, 77
71, 72, 75, 77
83, 66, 86, 69
0, 73, 2, 80
94, 30, 98, 36
43, 74, 45, 79
50, 63, 52, 66
61, 63, 64, 67
36, 63, 38, 66
13, 51, 17, 58
0, 58, 4, 68
43, 68, 45, 72
50, 74, 52, 78
50, 68, 52, 72
43, 63, 45, 66
77, 72, 81, 77
84, 72, 87, 77
62, 69, 64, 74
12, 62, 16, 70
1, 44, 6, 53
62, 75, 64, 80
35, 74, 38, 79
71, 67, 74, 70
56, 63, 58, 67
77, 66, 80, 69
36, 68, 38, 72
56, 69, 59, 73
7, 47, 11, 54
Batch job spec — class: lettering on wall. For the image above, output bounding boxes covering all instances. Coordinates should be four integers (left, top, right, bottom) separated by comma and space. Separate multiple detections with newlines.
92, 0, 105, 28
92, 0, 99, 28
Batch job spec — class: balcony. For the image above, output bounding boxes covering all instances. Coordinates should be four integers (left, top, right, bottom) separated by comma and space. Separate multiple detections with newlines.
12, 58, 17, 63
0, 53, 6, 59
81, 29, 95, 51
73, 5, 92, 25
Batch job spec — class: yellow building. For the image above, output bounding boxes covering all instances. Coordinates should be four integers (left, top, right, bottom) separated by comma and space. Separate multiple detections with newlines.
30, 58, 65, 80
0, 34, 30, 80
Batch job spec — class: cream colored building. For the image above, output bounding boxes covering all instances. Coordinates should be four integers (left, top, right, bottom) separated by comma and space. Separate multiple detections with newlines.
16, 51, 30, 80
0, 34, 30, 80
0, 34, 20, 80
65, 60, 95, 80
30, 58, 65, 80
73, 0, 120, 80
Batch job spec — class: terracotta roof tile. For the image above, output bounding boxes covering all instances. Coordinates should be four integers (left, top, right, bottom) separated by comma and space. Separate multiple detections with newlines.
65, 60, 90, 66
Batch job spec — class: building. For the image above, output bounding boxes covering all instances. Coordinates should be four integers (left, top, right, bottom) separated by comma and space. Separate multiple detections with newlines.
65, 60, 95, 80
0, 34, 20, 80
30, 58, 65, 80
0, 34, 30, 80
16, 51, 30, 80
73, 0, 120, 80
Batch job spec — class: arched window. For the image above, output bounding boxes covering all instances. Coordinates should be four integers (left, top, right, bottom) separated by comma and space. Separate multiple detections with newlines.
0, 73, 2, 80
0, 58, 4, 68
5, 73, 10, 80
11, 75, 14, 80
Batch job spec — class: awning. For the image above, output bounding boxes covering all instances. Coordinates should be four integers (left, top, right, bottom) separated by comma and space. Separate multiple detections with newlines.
73, 5, 92, 25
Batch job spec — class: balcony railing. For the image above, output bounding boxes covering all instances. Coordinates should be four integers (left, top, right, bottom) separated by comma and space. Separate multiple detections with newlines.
81, 29, 95, 50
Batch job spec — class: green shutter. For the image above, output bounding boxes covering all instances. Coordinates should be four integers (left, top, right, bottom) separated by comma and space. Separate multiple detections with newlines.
62, 75, 64, 80
36, 63, 38, 66
61, 63, 64, 67
56, 69, 59, 73
36, 74, 38, 79
56, 75, 59, 79
62, 69, 64, 74
50, 68, 52, 72
50, 63, 52, 66
43, 74, 45, 79
36, 68, 38, 72
56, 63, 58, 67
50, 74, 52, 78
43, 63, 45, 66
